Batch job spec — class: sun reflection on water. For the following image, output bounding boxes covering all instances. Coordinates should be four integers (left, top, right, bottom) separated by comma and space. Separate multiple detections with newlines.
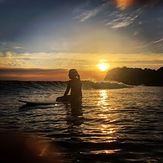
97, 90, 109, 108
96, 90, 118, 143
87, 149, 121, 154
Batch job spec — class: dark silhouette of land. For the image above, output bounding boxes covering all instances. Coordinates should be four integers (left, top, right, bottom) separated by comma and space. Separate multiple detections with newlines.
105, 67, 163, 86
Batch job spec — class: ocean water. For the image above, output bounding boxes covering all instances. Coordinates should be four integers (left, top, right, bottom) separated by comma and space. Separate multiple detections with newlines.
0, 81, 163, 162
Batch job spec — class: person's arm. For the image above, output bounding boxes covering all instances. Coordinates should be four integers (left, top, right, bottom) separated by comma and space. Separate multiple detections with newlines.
64, 81, 70, 97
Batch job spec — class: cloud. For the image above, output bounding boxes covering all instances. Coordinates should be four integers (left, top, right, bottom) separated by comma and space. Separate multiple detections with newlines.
0, 68, 68, 81
0, 42, 25, 53
111, 21, 130, 29
153, 38, 163, 44
75, 4, 105, 22
106, 8, 142, 29
0, 51, 98, 70
1, 51, 163, 71
135, 38, 163, 52
75, 1, 142, 29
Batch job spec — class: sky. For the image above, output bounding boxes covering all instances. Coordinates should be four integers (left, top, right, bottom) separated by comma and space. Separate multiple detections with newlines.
0, 0, 163, 81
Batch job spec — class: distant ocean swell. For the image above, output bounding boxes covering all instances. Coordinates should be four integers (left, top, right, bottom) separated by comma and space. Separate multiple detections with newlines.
0, 80, 129, 94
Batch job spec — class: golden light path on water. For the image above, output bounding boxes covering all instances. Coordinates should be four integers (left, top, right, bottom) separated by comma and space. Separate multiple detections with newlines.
86, 90, 120, 154
98, 90, 115, 141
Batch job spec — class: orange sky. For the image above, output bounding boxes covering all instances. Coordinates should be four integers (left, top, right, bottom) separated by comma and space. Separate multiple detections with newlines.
0, 52, 162, 81
0, 68, 107, 81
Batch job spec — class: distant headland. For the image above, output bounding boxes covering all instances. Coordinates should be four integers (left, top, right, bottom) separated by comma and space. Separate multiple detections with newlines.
105, 67, 163, 86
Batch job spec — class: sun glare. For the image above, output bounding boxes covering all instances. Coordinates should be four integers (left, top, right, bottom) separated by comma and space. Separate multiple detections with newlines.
97, 63, 110, 71
115, 0, 134, 10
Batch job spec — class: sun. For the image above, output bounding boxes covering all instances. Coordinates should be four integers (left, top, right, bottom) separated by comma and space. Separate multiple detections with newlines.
97, 63, 110, 71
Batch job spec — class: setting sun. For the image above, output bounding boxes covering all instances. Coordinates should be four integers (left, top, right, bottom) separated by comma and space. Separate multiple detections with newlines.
97, 63, 110, 71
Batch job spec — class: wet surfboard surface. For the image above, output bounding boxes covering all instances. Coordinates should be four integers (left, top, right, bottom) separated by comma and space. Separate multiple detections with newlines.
18, 98, 69, 106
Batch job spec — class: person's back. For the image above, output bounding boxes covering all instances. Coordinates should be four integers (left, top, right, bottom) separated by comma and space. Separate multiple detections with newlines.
64, 69, 82, 115
69, 77, 82, 98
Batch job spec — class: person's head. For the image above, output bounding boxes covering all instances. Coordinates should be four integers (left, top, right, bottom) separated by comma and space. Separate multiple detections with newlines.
68, 69, 80, 80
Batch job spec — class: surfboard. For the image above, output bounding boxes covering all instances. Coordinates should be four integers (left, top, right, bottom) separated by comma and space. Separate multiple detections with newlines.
18, 99, 67, 106
19, 96, 71, 106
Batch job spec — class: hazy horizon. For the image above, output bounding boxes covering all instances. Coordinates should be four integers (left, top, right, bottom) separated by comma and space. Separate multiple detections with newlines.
0, 66, 162, 81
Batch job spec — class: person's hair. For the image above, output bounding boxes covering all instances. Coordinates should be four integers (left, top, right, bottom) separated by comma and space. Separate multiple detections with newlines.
69, 69, 80, 80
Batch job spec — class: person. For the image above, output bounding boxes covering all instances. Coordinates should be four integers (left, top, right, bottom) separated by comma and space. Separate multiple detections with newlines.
57, 69, 82, 116
64, 69, 82, 100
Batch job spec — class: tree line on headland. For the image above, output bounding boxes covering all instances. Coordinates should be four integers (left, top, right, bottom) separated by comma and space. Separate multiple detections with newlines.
104, 67, 163, 86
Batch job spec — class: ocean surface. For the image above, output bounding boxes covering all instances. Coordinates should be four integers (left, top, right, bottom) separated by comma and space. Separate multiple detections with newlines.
0, 81, 163, 163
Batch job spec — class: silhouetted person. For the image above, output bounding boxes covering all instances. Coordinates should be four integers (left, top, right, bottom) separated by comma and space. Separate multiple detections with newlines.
57, 69, 82, 116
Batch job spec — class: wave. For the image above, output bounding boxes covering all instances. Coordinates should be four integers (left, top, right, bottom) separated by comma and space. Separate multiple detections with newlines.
82, 80, 129, 89
0, 80, 129, 95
